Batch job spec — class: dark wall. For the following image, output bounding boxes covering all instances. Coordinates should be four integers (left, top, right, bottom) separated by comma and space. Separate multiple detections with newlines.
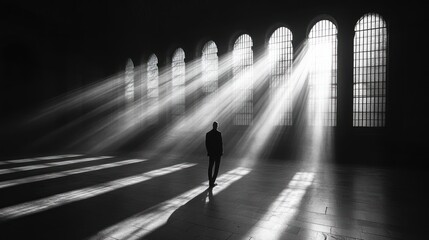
1, 0, 427, 164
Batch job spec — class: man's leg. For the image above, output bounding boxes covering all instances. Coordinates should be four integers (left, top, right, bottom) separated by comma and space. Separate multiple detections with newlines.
212, 157, 221, 184
208, 156, 214, 184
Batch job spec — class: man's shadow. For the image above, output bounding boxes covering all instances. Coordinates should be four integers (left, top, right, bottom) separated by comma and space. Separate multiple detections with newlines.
139, 187, 218, 240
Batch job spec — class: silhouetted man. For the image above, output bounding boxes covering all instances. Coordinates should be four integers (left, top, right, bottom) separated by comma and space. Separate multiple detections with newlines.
206, 121, 223, 187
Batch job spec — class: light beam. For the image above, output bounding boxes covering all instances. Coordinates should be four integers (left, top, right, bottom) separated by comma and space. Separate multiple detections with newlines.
90, 167, 251, 240
0, 162, 196, 221
0, 156, 113, 175
0, 158, 147, 189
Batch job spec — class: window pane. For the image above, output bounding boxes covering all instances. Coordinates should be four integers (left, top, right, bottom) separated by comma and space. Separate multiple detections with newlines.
308, 20, 338, 126
172, 48, 186, 118
269, 27, 293, 126
147, 54, 159, 121
353, 13, 387, 127
233, 34, 253, 125
125, 59, 134, 103
202, 41, 219, 94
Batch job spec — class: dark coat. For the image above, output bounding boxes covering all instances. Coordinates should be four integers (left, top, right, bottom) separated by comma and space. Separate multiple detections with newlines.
205, 129, 223, 157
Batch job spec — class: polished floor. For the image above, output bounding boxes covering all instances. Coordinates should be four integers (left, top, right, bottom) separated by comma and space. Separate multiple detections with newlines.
0, 152, 425, 240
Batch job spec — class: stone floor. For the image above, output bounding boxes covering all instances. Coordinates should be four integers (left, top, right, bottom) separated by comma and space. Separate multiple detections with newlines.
0, 152, 426, 240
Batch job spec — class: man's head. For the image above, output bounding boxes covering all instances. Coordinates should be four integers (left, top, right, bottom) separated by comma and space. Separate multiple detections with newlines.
213, 121, 218, 130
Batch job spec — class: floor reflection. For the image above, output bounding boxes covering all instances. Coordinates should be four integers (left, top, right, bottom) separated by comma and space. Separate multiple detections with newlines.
0, 153, 419, 239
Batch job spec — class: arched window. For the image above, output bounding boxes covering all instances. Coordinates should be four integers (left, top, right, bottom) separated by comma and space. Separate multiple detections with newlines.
353, 13, 387, 127
171, 48, 186, 117
147, 54, 159, 120
308, 20, 338, 126
268, 27, 293, 126
125, 59, 134, 103
202, 41, 218, 94
233, 34, 253, 125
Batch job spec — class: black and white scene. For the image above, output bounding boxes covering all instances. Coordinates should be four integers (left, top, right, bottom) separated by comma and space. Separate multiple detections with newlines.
0, 0, 428, 239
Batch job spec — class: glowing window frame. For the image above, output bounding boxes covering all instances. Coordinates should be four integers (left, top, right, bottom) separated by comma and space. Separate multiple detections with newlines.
171, 48, 186, 117
233, 34, 253, 126
202, 41, 219, 94
147, 54, 159, 120
353, 13, 387, 127
308, 19, 338, 126
268, 27, 294, 126
125, 59, 135, 103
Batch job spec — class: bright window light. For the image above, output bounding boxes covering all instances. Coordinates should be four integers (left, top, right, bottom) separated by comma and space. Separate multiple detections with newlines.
308, 20, 337, 126
202, 41, 219, 94
353, 13, 387, 127
269, 27, 294, 125
147, 54, 159, 121
233, 34, 253, 125
125, 59, 135, 103
171, 48, 186, 118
